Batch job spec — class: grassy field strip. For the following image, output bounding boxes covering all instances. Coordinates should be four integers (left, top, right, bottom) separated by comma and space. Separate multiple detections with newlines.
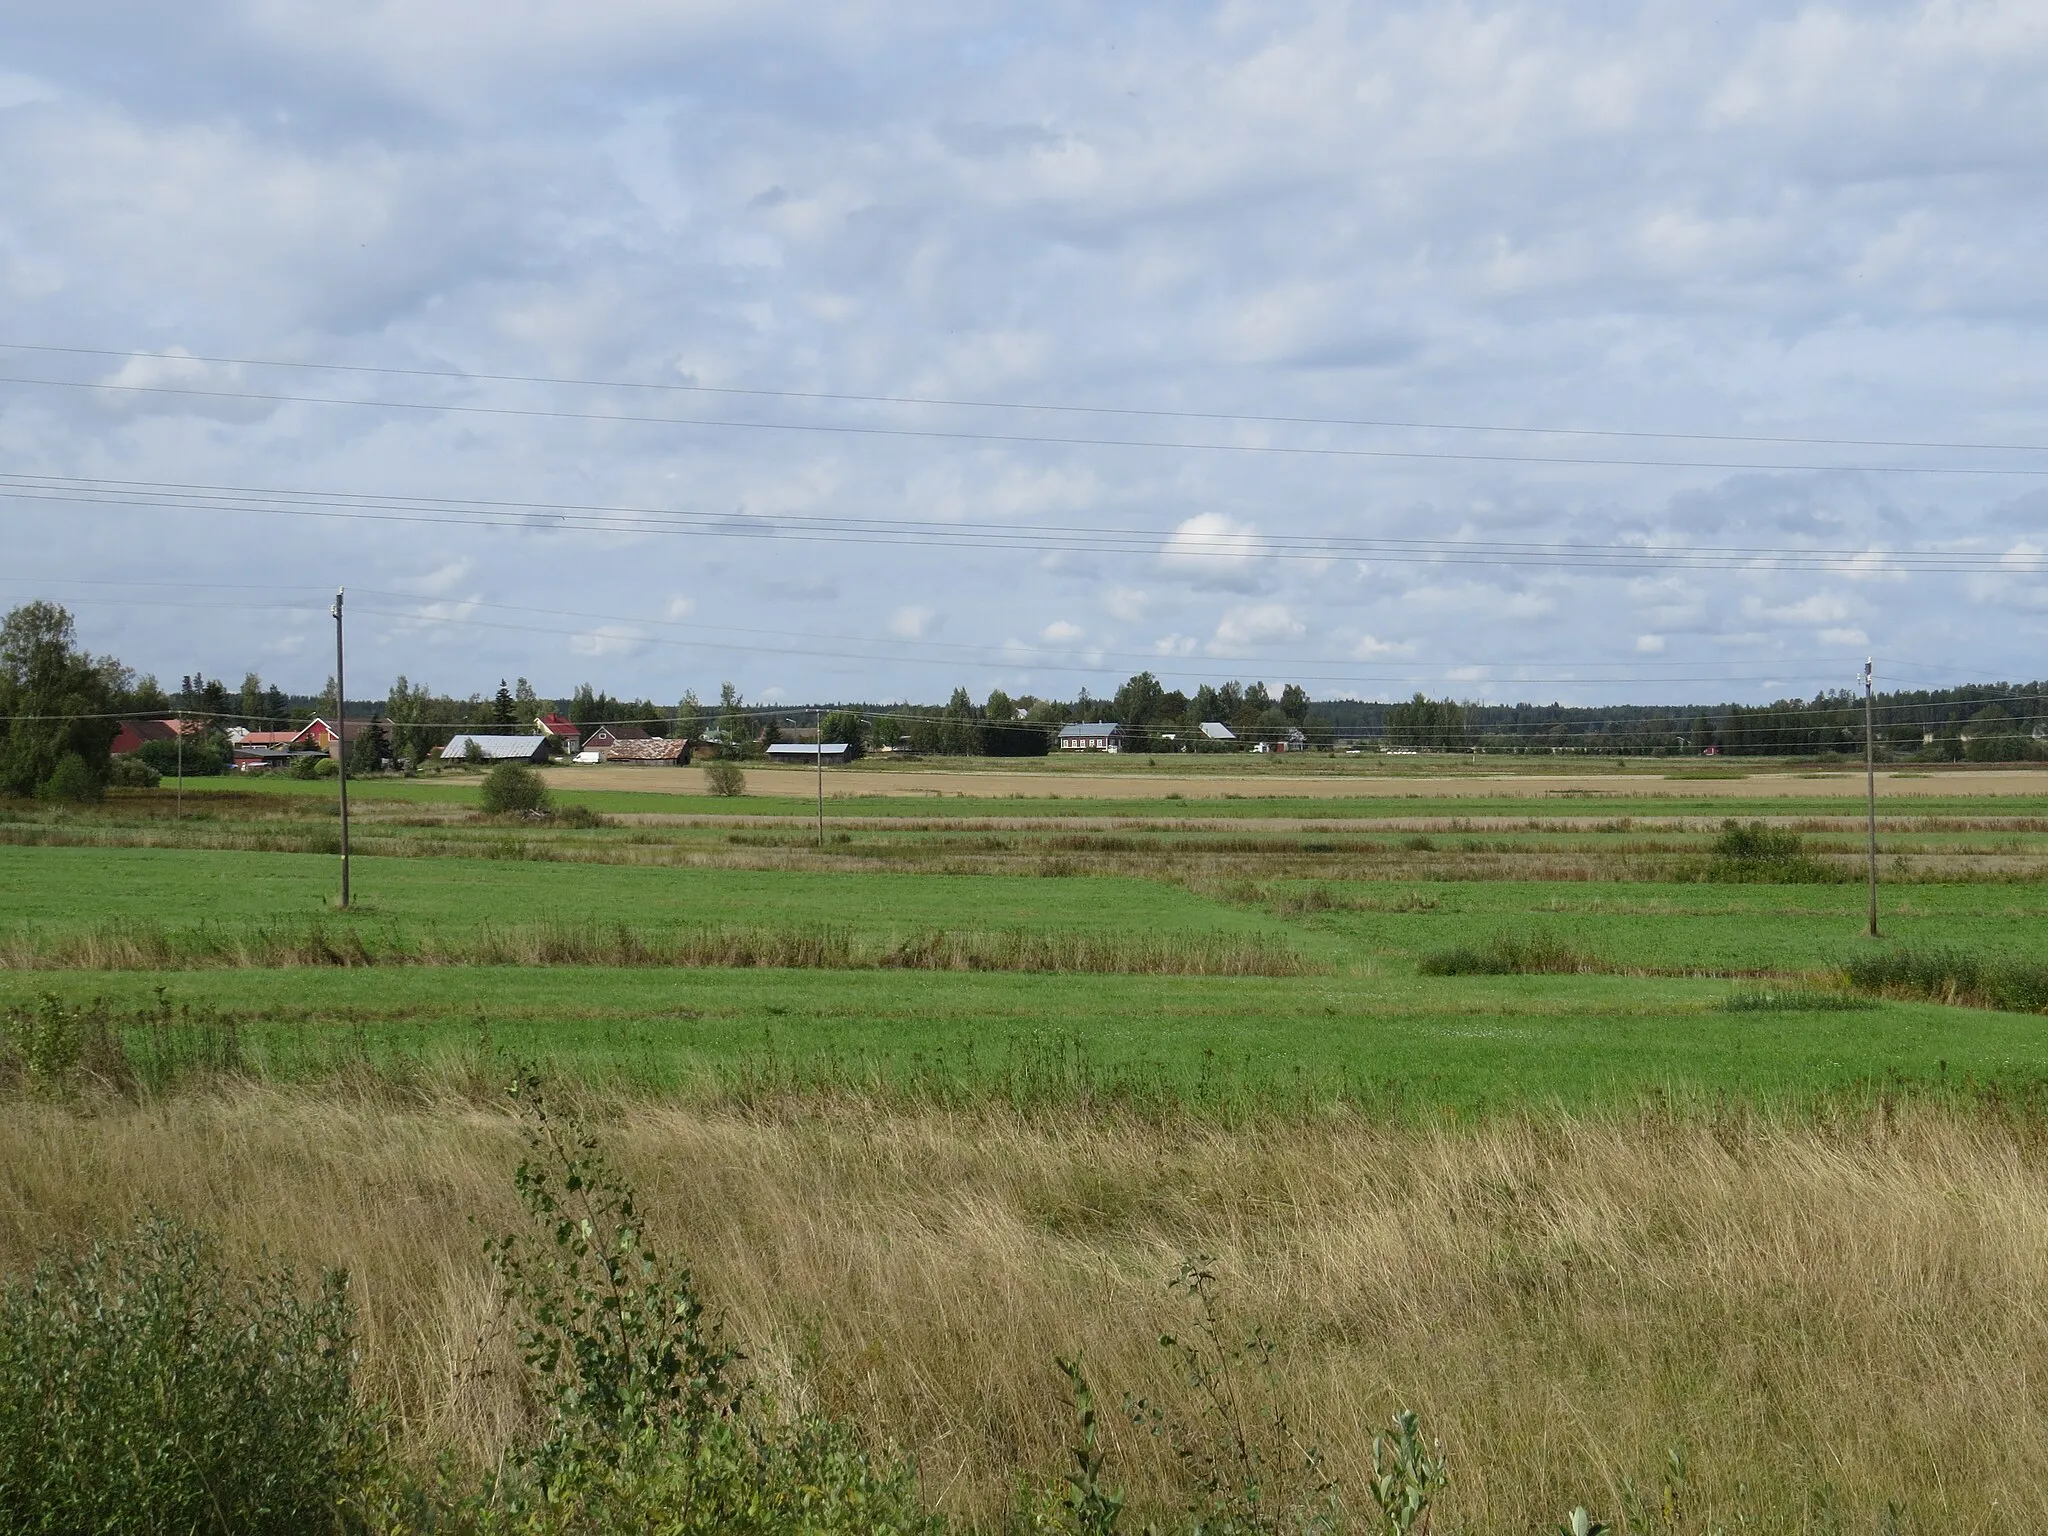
5, 966, 2028, 1109
0, 919, 1312, 977
10, 1088, 2048, 1529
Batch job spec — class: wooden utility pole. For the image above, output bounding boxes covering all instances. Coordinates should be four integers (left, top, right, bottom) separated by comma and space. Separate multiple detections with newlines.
334, 587, 351, 909
1864, 657, 1878, 938
816, 705, 825, 848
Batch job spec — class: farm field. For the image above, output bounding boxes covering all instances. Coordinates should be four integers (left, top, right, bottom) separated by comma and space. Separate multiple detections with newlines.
8, 762, 2048, 1530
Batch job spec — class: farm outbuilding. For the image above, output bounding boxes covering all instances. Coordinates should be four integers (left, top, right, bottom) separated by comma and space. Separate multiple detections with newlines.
437, 734, 550, 763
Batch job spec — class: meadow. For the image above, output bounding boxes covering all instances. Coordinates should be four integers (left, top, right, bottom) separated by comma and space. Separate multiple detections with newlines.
5, 757, 2048, 1531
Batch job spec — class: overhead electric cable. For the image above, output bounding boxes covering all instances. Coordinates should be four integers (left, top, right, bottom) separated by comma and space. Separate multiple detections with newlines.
3, 372, 2046, 477
6, 339, 2047, 457
5, 471, 2046, 573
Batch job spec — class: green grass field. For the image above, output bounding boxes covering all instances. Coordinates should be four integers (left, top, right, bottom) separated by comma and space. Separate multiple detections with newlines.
6, 787, 2046, 1108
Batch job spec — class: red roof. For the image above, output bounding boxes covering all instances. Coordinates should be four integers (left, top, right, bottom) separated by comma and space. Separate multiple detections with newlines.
537, 713, 580, 737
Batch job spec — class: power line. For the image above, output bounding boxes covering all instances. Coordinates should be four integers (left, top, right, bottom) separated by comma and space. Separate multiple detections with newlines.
6, 371, 2048, 478
6, 470, 2047, 573
7, 338, 2047, 457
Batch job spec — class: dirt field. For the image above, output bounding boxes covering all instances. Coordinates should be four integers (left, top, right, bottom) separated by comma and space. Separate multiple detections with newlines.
539, 760, 2048, 801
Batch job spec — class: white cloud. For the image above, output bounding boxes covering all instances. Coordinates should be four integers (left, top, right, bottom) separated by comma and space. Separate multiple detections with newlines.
569, 624, 646, 657
1161, 516, 1267, 591
888, 605, 936, 639
1154, 633, 1197, 656
1819, 627, 1870, 647
1635, 633, 1666, 653
665, 595, 696, 619
1211, 603, 1305, 649
1041, 619, 1084, 644
1104, 586, 1150, 622
1351, 633, 1415, 658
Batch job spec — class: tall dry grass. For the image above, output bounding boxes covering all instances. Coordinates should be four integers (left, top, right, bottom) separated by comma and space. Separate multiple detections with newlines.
0, 919, 1312, 977
3, 1086, 2046, 1530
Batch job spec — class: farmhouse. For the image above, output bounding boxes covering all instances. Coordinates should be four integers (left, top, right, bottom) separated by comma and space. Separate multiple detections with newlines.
535, 713, 581, 753
1058, 722, 1125, 753
582, 724, 648, 753
437, 734, 550, 763
1199, 721, 1236, 742
766, 742, 855, 764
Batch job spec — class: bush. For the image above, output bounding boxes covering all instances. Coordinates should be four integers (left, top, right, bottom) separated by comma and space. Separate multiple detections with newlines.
0, 1215, 384, 1534
482, 1077, 938, 1533
108, 754, 161, 788
36, 752, 102, 803
1418, 931, 1598, 976
290, 754, 324, 779
136, 737, 226, 777
1843, 947, 2048, 1013
481, 762, 552, 815
703, 759, 746, 797
1704, 819, 1836, 883
314, 757, 339, 779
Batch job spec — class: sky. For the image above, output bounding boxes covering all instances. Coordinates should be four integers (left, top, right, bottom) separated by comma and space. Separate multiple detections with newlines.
2, 0, 2046, 709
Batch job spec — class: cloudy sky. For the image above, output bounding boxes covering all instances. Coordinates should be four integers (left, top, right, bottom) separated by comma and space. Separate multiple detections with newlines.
3, 1, 2045, 708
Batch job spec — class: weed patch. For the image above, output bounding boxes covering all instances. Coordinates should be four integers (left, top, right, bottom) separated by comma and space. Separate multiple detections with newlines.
1417, 931, 1604, 976
1844, 947, 2048, 1013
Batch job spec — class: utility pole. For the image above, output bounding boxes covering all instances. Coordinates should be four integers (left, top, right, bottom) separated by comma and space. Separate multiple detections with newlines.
815, 705, 825, 848
175, 676, 185, 817
1864, 657, 1878, 938
333, 588, 351, 910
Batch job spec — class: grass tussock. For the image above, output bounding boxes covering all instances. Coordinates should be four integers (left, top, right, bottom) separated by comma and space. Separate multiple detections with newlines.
1703, 818, 1843, 884
1416, 930, 1605, 976
1845, 946, 2048, 1013
1716, 986, 1877, 1013
9, 1085, 2048, 1529
0, 919, 1314, 978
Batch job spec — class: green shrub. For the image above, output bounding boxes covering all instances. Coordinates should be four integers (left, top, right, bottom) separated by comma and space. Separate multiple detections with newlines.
314, 757, 339, 779
481, 762, 552, 815
551, 802, 609, 829
1704, 819, 1836, 883
290, 754, 325, 779
1844, 947, 2048, 1013
136, 737, 227, 776
480, 1076, 938, 1533
108, 753, 161, 788
36, 752, 102, 803
703, 759, 746, 797
0, 1215, 384, 1534
1418, 931, 1597, 976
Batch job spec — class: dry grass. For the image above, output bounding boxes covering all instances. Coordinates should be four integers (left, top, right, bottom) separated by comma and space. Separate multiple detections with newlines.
0, 919, 1314, 978
4, 1085, 2047, 1530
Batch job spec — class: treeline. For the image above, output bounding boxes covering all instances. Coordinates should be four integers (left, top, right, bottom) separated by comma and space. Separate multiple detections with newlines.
867, 674, 1332, 756
1324, 684, 2048, 758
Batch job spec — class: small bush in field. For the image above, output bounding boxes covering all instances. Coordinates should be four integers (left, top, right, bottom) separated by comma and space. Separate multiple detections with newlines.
0, 1215, 383, 1534
36, 752, 102, 803
108, 753, 161, 788
703, 759, 746, 797
1418, 931, 1597, 976
1705, 819, 1835, 883
481, 762, 551, 815
482, 1075, 938, 1532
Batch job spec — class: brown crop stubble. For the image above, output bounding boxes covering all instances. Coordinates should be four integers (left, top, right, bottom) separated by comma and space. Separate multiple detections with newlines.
4, 1087, 2048, 1530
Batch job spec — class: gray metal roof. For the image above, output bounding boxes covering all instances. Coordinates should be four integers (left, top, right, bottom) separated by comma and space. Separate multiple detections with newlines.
1199, 721, 1236, 739
439, 734, 548, 760
767, 742, 851, 756
1058, 721, 1121, 738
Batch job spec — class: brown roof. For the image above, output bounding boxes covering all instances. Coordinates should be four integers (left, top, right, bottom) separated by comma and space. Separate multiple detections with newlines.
602, 737, 689, 763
